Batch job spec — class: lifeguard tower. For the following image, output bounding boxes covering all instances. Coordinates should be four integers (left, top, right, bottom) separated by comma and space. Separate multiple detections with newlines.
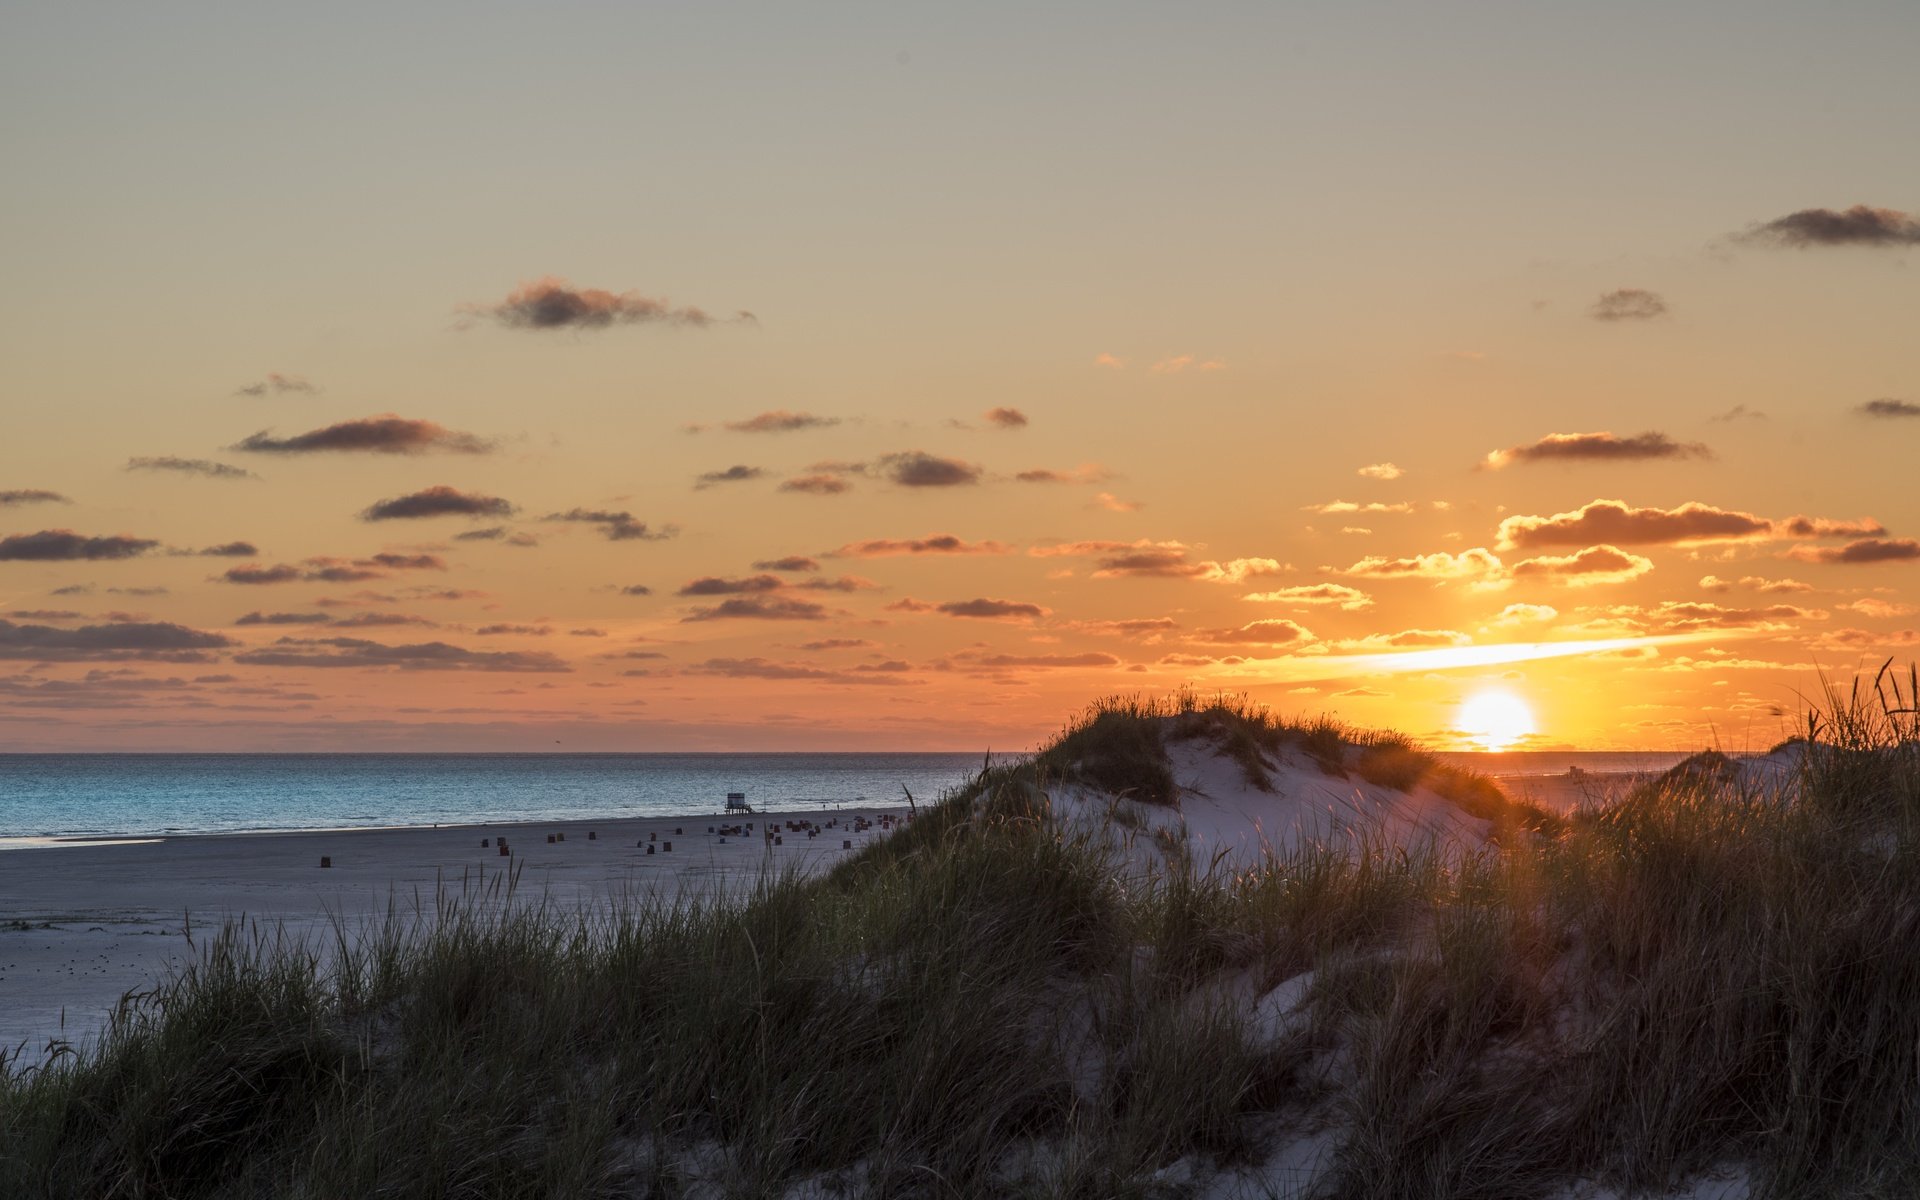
725, 791, 754, 814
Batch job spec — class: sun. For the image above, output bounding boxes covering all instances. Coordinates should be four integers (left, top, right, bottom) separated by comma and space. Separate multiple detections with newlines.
1456, 689, 1537, 751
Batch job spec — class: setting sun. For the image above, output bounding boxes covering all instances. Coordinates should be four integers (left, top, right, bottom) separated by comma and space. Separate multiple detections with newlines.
1457, 691, 1538, 752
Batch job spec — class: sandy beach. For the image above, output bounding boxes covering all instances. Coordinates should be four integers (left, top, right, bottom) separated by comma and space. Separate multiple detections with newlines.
0, 805, 910, 1057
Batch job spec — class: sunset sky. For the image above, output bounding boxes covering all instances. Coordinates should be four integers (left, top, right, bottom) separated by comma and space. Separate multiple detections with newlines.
3, 2, 1917, 751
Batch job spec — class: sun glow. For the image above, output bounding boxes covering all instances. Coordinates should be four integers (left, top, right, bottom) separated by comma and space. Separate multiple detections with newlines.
1457, 690, 1537, 752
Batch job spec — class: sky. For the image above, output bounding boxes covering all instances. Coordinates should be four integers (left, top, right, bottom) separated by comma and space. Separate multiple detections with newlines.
2, 1, 1917, 752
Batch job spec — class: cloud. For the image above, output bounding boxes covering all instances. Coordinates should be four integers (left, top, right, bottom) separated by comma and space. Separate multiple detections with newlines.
1491, 603, 1558, 625
1644, 601, 1827, 632
779, 474, 851, 495
1028, 540, 1285, 583
476, 623, 551, 636
1590, 289, 1668, 321
1093, 353, 1126, 368
1482, 431, 1710, 469
693, 465, 765, 489
1736, 205, 1920, 248
126, 456, 258, 480
0, 489, 71, 506
1784, 538, 1920, 565
221, 554, 443, 584
197, 542, 260, 558
983, 407, 1029, 429
1342, 547, 1504, 580
681, 596, 831, 622
1302, 501, 1415, 515
753, 556, 819, 572
1150, 355, 1226, 373
964, 652, 1120, 669
466, 277, 746, 330
678, 574, 784, 596
1699, 575, 1813, 594
1846, 597, 1917, 618
236, 415, 491, 455
0, 617, 232, 662
831, 534, 1010, 557
452, 526, 537, 546
1858, 399, 1920, 419
1090, 492, 1142, 513
234, 373, 317, 397
333, 612, 438, 629
935, 598, 1049, 621
1242, 584, 1374, 610
234, 636, 570, 672
235, 612, 333, 626
0, 530, 159, 561
1014, 464, 1112, 484
1497, 500, 1787, 550
793, 575, 878, 593
358, 486, 516, 522
877, 451, 980, 487
1509, 544, 1655, 585
723, 410, 839, 433
1338, 629, 1472, 650
540, 508, 675, 541
1709, 405, 1766, 423
684, 657, 908, 686
1192, 619, 1315, 646
222, 564, 302, 585
1357, 463, 1402, 480
1061, 617, 1181, 637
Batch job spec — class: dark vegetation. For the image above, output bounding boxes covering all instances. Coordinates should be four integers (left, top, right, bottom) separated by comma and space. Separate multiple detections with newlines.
5, 672, 1920, 1197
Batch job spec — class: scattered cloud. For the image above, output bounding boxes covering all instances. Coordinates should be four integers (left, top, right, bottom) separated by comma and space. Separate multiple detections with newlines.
753, 556, 819, 572
1338, 629, 1472, 650
1736, 205, 1920, 248
1845, 597, 1917, 618
0, 530, 159, 561
1302, 500, 1415, 516
235, 636, 570, 672
451, 526, 538, 546
1060, 617, 1180, 637
619, 584, 653, 596
196, 542, 259, 558
363, 486, 517, 522
1491, 603, 1558, 625
877, 451, 980, 488
539, 508, 674, 541
683, 657, 908, 686
1709, 405, 1766, 422
780, 475, 852, 495
1093, 353, 1126, 368
678, 574, 784, 596
0, 490, 70, 507
127, 456, 258, 480
0, 617, 232, 662
1481, 431, 1709, 470
722, 410, 839, 434
1242, 584, 1374, 610
831, 534, 1010, 557
1858, 398, 1920, 419
1357, 463, 1402, 480
1014, 465, 1112, 485
681, 596, 832, 622
693, 465, 766, 489
1699, 575, 1813, 594
1590, 288, 1668, 321
234, 373, 316, 397
1342, 547, 1504, 580
1093, 492, 1142, 513
1784, 538, 1920, 565
235, 612, 333, 626
465, 277, 748, 330
1510, 545, 1655, 586
935, 598, 1049, 621
236, 416, 491, 455
1150, 355, 1226, 373
476, 623, 551, 636
963, 652, 1120, 669
1494, 499, 1877, 550
984, 407, 1028, 429
1191, 619, 1315, 646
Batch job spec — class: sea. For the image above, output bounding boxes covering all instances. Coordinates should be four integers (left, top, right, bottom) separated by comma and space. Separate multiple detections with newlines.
0, 750, 1696, 844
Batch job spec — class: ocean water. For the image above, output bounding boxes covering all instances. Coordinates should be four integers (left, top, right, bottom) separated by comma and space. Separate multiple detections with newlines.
0, 750, 1697, 844
0, 753, 992, 842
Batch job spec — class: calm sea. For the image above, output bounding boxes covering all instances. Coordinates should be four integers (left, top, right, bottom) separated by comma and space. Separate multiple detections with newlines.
0, 750, 1694, 843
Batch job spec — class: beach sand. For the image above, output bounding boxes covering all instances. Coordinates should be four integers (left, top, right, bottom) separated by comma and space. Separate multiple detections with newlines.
0, 806, 910, 1057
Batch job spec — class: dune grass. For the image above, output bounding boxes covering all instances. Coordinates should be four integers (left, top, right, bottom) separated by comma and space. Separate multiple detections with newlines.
6, 679, 1920, 1197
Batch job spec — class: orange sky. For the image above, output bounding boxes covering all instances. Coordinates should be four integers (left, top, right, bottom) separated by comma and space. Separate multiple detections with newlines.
2, 4, 1916, 751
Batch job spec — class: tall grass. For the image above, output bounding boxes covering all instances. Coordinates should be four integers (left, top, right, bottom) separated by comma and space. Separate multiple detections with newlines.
6, 676, 1920, 1197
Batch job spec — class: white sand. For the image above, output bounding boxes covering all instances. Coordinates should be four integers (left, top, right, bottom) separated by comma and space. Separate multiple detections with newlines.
0, 806, 909, 1056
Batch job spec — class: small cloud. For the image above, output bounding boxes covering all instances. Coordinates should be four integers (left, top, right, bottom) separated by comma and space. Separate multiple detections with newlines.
476, 623, 552, 636
0, 617, 232, 662
681, 596, 831, 622
830, 534, 1009, 557
1709, 405, 1767, 422
1481, 431, 1709, 470
964, 652, 1120, 669
1590, 289, 1668, 322
235, 611, 333, 626
1014, 464, 1112, 485
364, 487, 517, 522
693, 465, 766, 489
1092, 353, 1126, 369
935, 598, 1048, 621
0, 530, 159, 562
197, 542, 259, 558
464, 277, 748, 330
540, 508, 675, 541
723, 410, 840, 434
752, 556, 819, 572
1334, 687, 1390, 698
1784, 538, 1920, 565
779, 474, 852, 495
983, 407, 1028, 429
0, 489, 70, 507
1735, 205, 1920, 248
127, 456, 258, 480
234, 637, 569, 672
878, 451, 980, 488
451, 527, 536, 546
1150, 355, 1226, 373
1357, 463, 1403, 480
800, 638, 875, 651
1491, 603, 1558, 625
619, 584, 653, 596
1846, 597, 1917, 618
1343, 548, 1504, 580
1242, 584, 1374, 610
235, 415, 492, 455
1191, 619, 1315, 646
1509, 544, 1655, 586
1302, 500, 1415, 516
1498, 500, 1770, 550
678, 574, 784, 596
1699, 575, 1812, 594
1858, 399, 1920, 419
1092, 492, 1142, 513
234, 373, 317, 397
